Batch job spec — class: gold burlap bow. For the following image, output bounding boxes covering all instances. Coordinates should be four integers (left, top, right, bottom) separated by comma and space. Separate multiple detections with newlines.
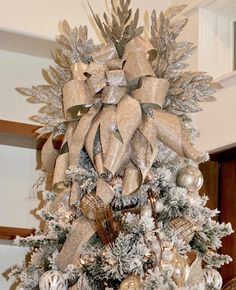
42, 36, 205, 202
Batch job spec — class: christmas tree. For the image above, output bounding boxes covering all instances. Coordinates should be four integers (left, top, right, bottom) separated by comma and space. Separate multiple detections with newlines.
7, 1, 233, 289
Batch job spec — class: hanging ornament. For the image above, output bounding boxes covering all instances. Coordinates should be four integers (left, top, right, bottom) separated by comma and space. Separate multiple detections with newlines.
169, 217, 196, 243
120, 275, 142, 290
172, 249, 190, 287
80, 193, 105, 220
203, 268, 223, 290
154, 200, 164, 213
39, 270, 68, 290
176, 166, 203, 192
140, 204, 152, 218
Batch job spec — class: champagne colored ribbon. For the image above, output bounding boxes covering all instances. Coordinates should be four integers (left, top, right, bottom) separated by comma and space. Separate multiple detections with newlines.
55, 216, 95, 271
41, 134, 59, 173
186, 251, 204, 287
42, 36, 204, 201
52, 122, 76, 192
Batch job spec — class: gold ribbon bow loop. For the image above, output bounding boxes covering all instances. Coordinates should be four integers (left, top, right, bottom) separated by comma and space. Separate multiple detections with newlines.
104, 95, 142, 177
52, 122, 76, 193
132, 77, 170, 110
41, 134, 60, 174
63, 79, 94, 120
122, 36, 156, 87
153, 110, 205, 163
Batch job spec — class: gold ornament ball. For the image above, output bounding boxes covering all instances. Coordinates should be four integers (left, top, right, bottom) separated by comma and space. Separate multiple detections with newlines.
176, 166, 203, 192
120, 275, 142, 290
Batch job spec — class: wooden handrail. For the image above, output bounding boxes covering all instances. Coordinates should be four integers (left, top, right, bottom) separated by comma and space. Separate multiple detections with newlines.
0, 226, 35, 240
0, 119, 40, 137
0, 119, 51, 150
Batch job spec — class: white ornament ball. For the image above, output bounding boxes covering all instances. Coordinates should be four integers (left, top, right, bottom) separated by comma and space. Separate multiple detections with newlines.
154, 200, 164, 213
39, 270, 68, 290
161, 263, 174, 277
203, 268, 223, 290
162, 249, 173, 263
176, 166, 203, 192
140, 204, 152, 218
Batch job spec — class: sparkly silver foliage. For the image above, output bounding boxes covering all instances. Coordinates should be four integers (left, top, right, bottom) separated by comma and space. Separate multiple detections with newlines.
90, 0, 144, 57
16, 21, 95, 137
150, 6, 221, 122
57, 21, 94, 64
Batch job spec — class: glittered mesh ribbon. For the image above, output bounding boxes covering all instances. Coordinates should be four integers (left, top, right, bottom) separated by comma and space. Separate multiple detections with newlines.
41, 36, 204, 200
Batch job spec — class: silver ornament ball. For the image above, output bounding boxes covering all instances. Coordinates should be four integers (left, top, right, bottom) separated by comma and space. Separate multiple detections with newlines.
154, 200, 164, 213
176, 166, 203, 192
203, 268, 222, 290
140, 204, 152, 218
162, 249, 173, 263
39, 270, 68, 290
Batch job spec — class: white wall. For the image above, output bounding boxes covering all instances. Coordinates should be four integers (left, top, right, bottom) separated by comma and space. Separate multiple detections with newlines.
0, 49, 52, 124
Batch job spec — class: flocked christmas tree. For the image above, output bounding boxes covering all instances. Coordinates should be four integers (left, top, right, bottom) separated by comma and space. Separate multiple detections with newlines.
7, 1, 234, 289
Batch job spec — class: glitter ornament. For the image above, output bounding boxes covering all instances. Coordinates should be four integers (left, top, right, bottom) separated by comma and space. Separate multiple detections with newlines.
169, 217, 196, 243
176, 166, 203, 192
39, 270, 68, 290
80, 193, 105, 220
120, 275, 142, 290
203, 268, 223, 290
